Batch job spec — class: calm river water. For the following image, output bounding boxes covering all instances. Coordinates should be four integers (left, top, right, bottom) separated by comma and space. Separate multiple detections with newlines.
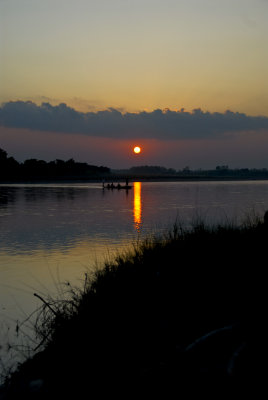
1, 180, 268, 373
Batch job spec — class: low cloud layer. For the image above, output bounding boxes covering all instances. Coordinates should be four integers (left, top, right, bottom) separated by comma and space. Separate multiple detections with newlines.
1, 101, 268, 140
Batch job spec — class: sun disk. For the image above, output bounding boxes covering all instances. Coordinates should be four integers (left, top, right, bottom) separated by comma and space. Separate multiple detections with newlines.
134, 146, 141, 154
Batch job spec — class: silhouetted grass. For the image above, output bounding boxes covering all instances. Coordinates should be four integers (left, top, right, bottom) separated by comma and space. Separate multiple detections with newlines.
2, 216, 267, 397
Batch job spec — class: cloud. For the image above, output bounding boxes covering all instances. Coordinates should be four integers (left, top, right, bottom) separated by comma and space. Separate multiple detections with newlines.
1, 101, 268, 140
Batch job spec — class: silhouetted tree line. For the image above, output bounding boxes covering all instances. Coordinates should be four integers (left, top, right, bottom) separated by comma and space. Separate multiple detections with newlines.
114, 164, 268, 179
179, 165, 268, 179
0, 148, 110, 181
129, 165, 177, 175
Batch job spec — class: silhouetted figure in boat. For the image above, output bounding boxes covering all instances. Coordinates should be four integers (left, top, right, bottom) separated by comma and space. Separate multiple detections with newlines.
104, 180, 132, 189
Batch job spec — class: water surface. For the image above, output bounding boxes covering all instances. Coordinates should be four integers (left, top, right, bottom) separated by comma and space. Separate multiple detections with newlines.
1, 180, 268, 372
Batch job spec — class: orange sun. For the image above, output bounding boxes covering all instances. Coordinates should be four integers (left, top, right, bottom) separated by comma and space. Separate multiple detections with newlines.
133, 146, 141, 154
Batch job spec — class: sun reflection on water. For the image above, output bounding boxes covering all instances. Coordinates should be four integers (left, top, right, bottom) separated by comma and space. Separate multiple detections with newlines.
133, 181, 142, 231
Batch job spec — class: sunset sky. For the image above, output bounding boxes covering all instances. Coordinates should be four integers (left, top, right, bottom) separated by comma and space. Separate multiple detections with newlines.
1, 0, 268, 169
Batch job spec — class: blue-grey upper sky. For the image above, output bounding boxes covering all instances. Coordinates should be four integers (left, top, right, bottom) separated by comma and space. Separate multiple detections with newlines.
1, 0, 268, 114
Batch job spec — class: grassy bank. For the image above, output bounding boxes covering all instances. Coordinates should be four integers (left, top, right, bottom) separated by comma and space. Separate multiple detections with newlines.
2, 217, 267, 397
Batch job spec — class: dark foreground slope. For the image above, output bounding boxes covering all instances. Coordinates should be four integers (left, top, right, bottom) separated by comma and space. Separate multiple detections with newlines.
1, 220, 267, 398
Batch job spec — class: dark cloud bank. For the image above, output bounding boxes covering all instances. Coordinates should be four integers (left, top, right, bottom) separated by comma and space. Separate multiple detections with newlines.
1, 101, 268, 140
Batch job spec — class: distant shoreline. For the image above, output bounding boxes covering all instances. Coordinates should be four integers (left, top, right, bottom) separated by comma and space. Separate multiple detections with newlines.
2, 147, 268, 184
1, 176, 268, 185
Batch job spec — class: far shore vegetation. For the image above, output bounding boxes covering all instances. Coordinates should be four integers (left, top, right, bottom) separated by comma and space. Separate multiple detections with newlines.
0, 148, 110, 182
1, 147, 268, 182
1, 214, 267, 397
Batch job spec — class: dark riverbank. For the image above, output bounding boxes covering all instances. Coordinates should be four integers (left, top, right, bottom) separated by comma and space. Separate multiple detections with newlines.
1, 218, 267, 397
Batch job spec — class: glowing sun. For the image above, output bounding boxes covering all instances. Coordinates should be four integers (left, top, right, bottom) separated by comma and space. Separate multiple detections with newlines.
133, 146, 141, 154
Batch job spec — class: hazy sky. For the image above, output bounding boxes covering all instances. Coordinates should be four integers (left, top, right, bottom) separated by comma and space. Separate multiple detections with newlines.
1, 0, 268, 168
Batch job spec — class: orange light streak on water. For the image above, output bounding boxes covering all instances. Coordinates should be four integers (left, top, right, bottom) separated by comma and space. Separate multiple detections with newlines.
133, 181, 142, 231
